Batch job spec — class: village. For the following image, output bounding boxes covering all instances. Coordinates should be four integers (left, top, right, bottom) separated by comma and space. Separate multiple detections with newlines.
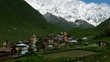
0, 32, 109, 59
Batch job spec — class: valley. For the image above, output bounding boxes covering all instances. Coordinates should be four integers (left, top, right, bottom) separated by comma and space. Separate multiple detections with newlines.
0, 0, 110, 62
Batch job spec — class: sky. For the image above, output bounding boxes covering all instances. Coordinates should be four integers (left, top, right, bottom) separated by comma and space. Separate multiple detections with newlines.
82, 0, 110, 4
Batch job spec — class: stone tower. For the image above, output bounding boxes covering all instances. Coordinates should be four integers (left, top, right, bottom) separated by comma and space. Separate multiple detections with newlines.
63, 32, 68, 42
30, 34, 38, 51
30, 34, 37, 45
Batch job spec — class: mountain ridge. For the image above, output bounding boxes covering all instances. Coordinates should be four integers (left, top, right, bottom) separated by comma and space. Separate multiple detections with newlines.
25, 0, 110, 26
44, 12, 94, 29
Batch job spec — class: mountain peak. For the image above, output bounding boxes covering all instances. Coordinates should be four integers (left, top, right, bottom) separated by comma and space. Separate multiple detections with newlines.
25, 0, 110, 26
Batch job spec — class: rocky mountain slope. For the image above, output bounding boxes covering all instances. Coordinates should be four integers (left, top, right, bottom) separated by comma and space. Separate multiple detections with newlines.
44, 13, 94, 29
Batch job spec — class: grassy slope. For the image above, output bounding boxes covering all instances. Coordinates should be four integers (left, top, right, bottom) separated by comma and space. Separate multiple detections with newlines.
68, 28, 100, 38
0, 0, 61, 43
68, 18, 110, 38
97, 18, 110, 30
93, 18, 110, 41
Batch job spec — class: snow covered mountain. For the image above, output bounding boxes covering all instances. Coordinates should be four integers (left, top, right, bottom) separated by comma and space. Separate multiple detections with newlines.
25, 0, 110, 26
44, 12, 94, 29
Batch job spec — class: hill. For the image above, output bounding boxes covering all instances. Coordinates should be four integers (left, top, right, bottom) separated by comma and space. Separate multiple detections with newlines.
94, 18, 110, 40
0, 0, 60, 43
68, 18, 110, 38
97, 18, 110, 30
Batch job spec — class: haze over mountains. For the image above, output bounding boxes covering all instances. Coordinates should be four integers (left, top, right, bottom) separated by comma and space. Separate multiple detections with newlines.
25, 0, 110, 26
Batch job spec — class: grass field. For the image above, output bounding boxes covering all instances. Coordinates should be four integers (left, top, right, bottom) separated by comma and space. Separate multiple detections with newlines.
4, 50, 97, 62
45, 50, 96, 60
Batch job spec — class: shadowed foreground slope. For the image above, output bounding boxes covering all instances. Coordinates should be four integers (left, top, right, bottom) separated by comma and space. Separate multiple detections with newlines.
0, 0, 60, 43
